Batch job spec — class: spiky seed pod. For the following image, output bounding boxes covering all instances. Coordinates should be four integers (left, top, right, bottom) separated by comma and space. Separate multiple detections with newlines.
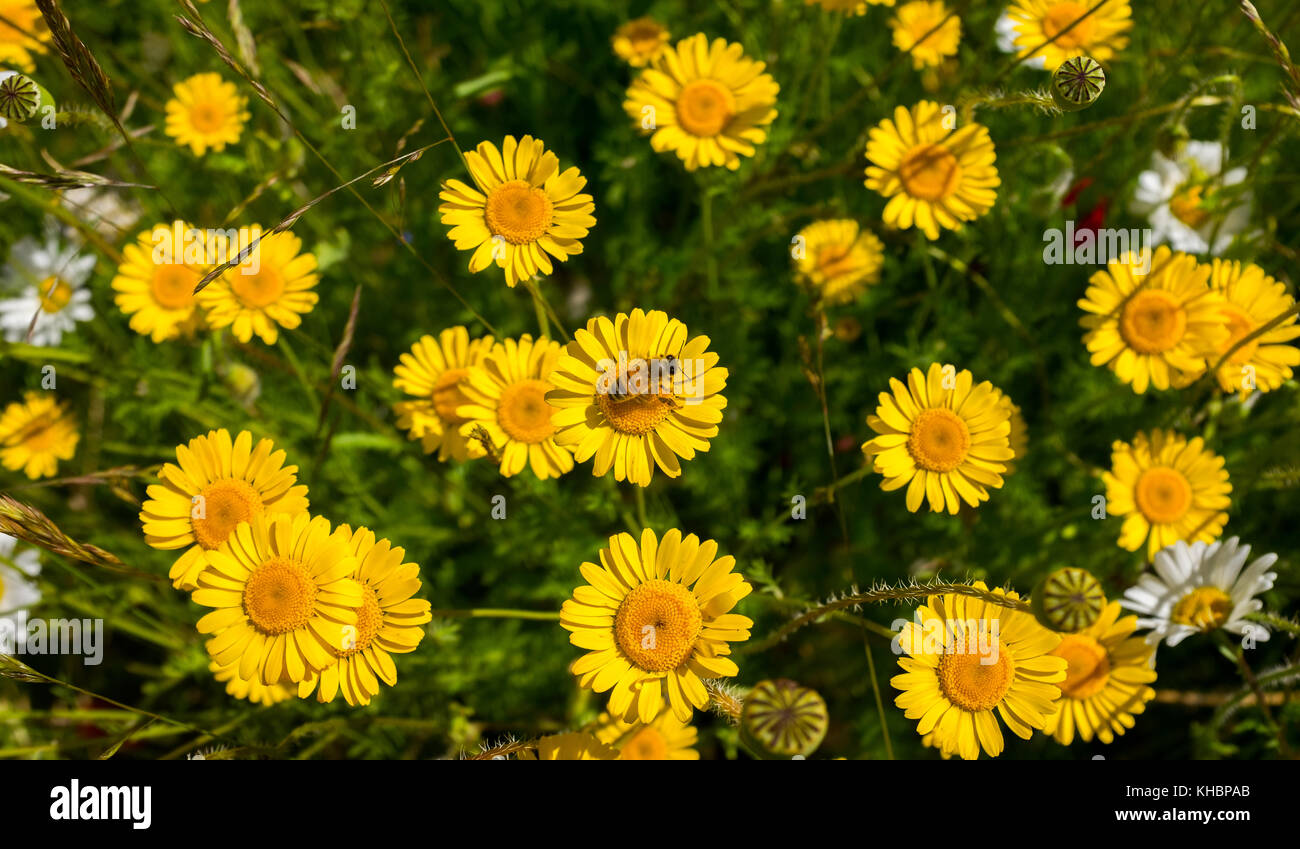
1050, 56, 1106, 112
1031, 567, 1106, 633
740, 679, 829, 759
0, 73, 41, 123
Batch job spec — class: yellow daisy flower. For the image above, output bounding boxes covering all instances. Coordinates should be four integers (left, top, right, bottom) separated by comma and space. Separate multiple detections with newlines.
298, 525, 432, 707
110, 221, 212, 343
1104, 430, 1231, 560
890, 1, 961, 69
594, 710, 700, 760
0, 0, 50, 72
865, 101, 1000, 240
456, 334, 574, 480
0, 392, 78, 480
1042, 600, 1157, 746
805, 0, 895, 14
1006, 0, 1133, 70
211, 659, 294, 706
862, 363, 1014, 514
196, 227, 320, 345
519, 732, 620, 760
393, 327, 496, 462
561, 528, 753, 724
546, 309, 729, 487
1206, 260, 1300, 397
612, 17, 671, 67
139, 428, 309, 590
792, 219, 885, 305
623, 33, 780, 172
194, 512, 363, 687
164, 72, 250, 156
1078, 246, 1227, 394
438, 135, 595, 289
892, 581, 1067, 760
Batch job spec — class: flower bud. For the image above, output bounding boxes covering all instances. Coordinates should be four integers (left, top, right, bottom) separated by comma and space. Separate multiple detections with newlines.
740, 678, 829, 758
0, 72, 40, 123
1031, 567, 1106, 632
1050, 56, 1106, 112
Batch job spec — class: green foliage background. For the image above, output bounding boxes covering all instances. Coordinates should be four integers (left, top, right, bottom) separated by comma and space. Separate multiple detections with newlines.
1, 0, 1299, 759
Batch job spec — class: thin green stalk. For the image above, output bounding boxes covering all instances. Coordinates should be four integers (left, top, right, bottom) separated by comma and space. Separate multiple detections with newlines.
864, 633, 895, 760
700, 186, 718, 296
427, 608, 560, 622
753, 581, 1031, 652
633, 486, 649, 530
0, 656, 262, 753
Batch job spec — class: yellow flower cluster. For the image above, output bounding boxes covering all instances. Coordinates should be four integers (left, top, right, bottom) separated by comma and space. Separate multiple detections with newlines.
1080, 250, 1300, 397
894, 585, 1155, 759
393, 310, 729, 487
111, 221, 319, 346
139, 429, 431, 707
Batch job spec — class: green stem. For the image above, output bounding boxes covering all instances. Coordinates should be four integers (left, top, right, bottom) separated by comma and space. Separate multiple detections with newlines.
427, 608, 560, 621
700, 187, 718, 297
752, 581, 1031, 652
633, 487, 649, 529
864, 633, 895, 760
526, 279, 549, 338
1247, 611, 1300, 638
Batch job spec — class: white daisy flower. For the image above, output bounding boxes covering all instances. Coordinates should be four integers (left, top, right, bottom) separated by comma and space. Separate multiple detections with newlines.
1130, 141, 1252, 255
0, 219, 96, 347
1121, 537, 1278, 648
995, 11, 1047, 70
0, 532, 42, 621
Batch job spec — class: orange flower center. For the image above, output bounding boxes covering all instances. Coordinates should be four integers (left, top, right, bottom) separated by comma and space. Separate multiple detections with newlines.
333, 583, 382, 658
150, 263, 199, 310
242, 556, 316, 635
1042, 1, 1095, 49
597, 390, 676, 436
614, 579, 702, 672
899, 143, 961, 202
1217, 304, 1259, 365
497, 379, 556, 444
816, 244, 857, 279
1120, 290, 1187, 353
907, 408, 971, 472
1171, 586, 1233, 631
230, 263, 285, 308
1053, 634, 1111, 700
192, 479, 265, 550
621, 726, 669, 760
675, 79, 735, 137
432, 367, 473, 425
485, 179, 553, 245
38, 277, 73, 313
189, 101, 225, 134
625, 23, 665, 52
1134, 466, 1192, 525
1169, 183, 1210, 229
936, 638, 1014, 712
